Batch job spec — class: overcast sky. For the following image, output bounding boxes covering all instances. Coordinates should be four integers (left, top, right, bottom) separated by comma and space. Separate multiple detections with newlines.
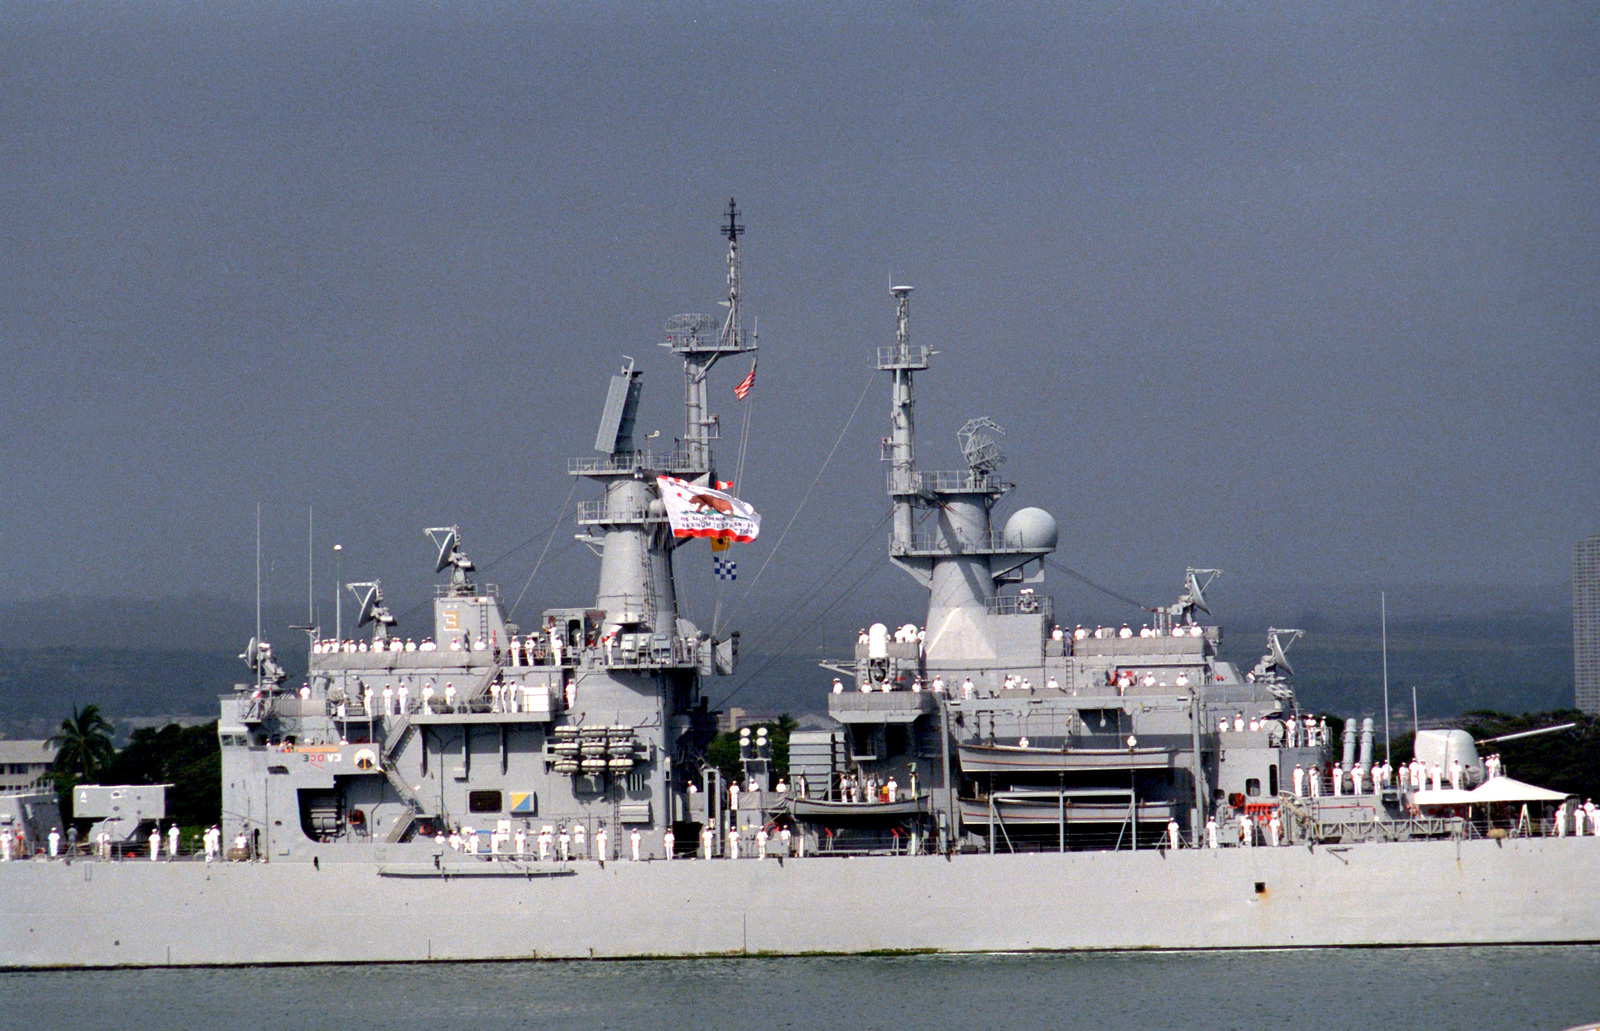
3, 2, 1596, 648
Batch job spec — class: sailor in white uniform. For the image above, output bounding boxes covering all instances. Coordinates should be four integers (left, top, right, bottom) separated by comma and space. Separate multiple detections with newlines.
594, 826, 607, 861
150, 828, 161, 861
1206, 817, 1218, 849
630, 829, 641, 861
1292, 764, 1305, 798
727, 826, 740, 860
756, 827, 768, 859
167, 823, 179, 859
701, 825, 715, 859
663, 829, 675, 859
1166, 819, 1180, 851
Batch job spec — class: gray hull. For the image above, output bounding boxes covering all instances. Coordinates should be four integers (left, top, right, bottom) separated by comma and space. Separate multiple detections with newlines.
4, 838, 1598, 968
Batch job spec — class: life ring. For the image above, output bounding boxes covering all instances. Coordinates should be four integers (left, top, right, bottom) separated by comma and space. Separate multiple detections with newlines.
348, 809, 366, 826
417, 820, 436, 838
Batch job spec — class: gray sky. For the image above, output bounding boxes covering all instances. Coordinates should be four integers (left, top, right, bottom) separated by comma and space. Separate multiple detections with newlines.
3, 2, 1597, 646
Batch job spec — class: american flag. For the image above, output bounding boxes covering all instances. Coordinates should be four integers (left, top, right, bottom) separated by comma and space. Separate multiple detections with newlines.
713, 556, 737, 581
733, 360, 757, 400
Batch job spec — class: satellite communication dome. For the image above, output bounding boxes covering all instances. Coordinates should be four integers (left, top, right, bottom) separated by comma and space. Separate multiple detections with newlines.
1003, 507, 1058, 551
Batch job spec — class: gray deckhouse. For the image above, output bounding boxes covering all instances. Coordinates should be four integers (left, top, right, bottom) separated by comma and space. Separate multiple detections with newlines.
219, 202, 755, 862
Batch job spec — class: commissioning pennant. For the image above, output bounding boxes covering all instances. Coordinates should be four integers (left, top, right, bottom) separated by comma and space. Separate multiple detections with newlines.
733, 359, 757, 400
656, 476, 761, 543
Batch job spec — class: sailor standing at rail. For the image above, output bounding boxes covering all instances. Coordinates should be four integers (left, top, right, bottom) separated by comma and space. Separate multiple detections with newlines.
1268, 813, 1282, 847
1293, 764, 1305, 798
1205, 817, 1218, 849
1449, 759, 1463, 791
727, 826, 740, 860
514, 826, 527, 857
1585, 799, 1599, 835
701, 824, 715, 859
630, 828, 641, 861
779, 826, 792, 857
756, 827, 768, 859
663, 829, 674, 859
167, 823, 179, 860
1166, 819, 1180, 851
149, 828, 161, 861
538, 826, 552, 861
397, 683, 409, 715
1555, 804, 1568, 837
595, 826, 607, 861
962, 677, 974, 700
47, 828, 59, 858
557, 827, 570, 862
1239, 814, 1254, 847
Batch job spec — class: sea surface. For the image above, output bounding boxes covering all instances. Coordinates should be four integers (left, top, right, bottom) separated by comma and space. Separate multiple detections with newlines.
3, 947, 1598, 1030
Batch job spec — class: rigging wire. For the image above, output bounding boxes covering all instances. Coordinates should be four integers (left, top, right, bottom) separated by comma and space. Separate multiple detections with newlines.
711, 506, 893, 710
509, 477, 580, 619
1041, 556, 1153, 614
729, 367, 876, 619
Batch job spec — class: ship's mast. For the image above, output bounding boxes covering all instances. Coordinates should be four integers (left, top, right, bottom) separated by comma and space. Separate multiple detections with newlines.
667, 198, 755, 480
877, 287, 1054, 659
885, 286, 922, 548
577, 202, 758, 631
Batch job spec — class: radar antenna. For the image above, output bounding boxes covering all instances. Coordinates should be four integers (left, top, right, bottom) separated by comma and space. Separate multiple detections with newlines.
238, 637, 287, 689
1250, 627, 1305, 700
1156, 567, 1221, 628
425, 526, 476, 593
347, 581, 397, 641
957, 417, 1006, 475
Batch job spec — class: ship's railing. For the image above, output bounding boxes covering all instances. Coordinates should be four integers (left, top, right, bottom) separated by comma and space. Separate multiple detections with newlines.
892, 530, 1023, 554
568, 450, 702, 475
575, 501, 667, 524
887, 468, 1009, 495
874, 344, 931, 369
987, 594, 1053, 619
664, 313, 749, 352
430, 583, 501, 600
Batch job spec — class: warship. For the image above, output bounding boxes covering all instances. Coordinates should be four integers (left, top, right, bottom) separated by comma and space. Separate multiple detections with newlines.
2, 205, 1598, 968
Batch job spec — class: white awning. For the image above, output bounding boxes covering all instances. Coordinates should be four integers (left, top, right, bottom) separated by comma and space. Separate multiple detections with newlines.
1467, 776, 1570, 803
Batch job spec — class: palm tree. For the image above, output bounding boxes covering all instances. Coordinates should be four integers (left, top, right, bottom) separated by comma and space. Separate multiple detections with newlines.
50, 705, 116, 785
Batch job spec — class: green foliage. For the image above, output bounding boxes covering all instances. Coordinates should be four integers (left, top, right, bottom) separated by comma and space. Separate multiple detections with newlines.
704, 714, 799, 786
705, 731, 743, 786
1454, 710, 1600, 801
48, 704, 116, 818
100, 721, 221, 828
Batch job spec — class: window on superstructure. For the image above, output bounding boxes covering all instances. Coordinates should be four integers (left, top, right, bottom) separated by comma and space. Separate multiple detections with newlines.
468, 790, 503, 814
1245, 778, 1261, 798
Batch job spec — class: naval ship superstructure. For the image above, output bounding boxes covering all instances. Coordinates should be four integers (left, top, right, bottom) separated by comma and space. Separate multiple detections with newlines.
6, 209, 1598, 970
218, 202, 759, 864
784, 286, 1406, 854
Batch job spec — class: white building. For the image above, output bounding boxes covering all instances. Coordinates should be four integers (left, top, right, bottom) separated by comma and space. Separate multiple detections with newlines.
0, 740, 57, 793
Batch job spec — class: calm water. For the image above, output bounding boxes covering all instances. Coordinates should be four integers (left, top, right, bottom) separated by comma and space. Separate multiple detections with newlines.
3, 948, 1598, 1030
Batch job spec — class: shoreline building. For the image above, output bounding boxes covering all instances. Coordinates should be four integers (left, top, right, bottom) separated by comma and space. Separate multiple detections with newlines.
0, 740, 57, 793
1575, 535, 1600, 715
